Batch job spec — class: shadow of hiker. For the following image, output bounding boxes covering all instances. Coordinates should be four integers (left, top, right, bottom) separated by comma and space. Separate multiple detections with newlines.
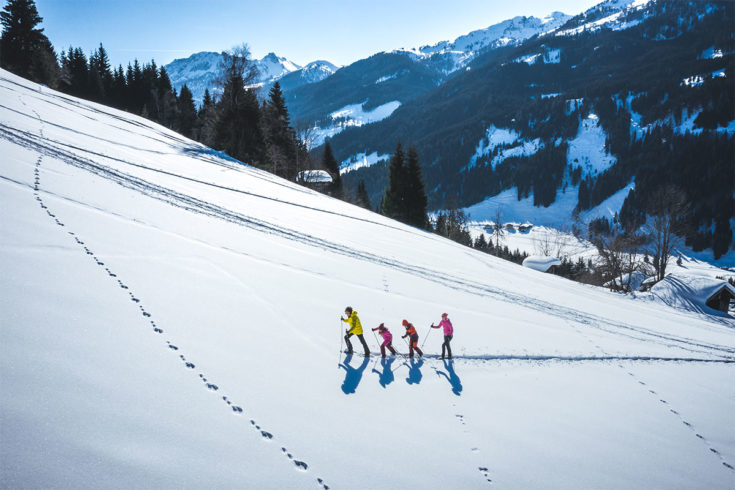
339, 353, 370, 394
434, 359, 463, 396
372, 356, 398, 388
404, 357, 424, 385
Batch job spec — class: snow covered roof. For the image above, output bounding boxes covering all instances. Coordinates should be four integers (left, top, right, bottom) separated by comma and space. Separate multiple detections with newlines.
649, 275, 735, 315
522, 255, 562, 272
298, 170, 332, 183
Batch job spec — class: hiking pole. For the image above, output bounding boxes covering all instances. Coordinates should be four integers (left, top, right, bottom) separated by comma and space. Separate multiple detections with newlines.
420, 324, 433, 350
339, 317, 344, 364
400, 336, 411, 358
371, 329, 382, 356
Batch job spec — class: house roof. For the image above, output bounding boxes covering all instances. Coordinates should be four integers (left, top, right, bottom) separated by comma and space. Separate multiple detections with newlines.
649, 275, 735, 315
522, 255, 562, 272
298, 170, 332, 183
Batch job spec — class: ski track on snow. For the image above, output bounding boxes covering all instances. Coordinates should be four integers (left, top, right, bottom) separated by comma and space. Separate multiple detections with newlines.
4, 73, 734, 489
19, 95, 331, 490
1, 120, 732, 364
567, 320, 735, 474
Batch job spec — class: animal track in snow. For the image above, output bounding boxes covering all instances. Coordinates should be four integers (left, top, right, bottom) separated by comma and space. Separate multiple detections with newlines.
22, 102, 329, 488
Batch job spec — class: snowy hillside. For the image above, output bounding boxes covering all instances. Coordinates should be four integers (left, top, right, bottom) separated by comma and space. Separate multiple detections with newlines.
1, 69, 734, 488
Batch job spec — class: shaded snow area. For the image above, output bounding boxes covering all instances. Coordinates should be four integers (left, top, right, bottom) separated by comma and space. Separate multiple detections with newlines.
463, 179, 633, 231
311, 100, 401, 147
682, 68, 727, 87
626, 93, 735, 139
700, 46, 725, 59
567, 113, 617, 177
466, 125, 543, 171
1, 69, 734, 489
340, 151, 390, 174
515, 48, 562, 65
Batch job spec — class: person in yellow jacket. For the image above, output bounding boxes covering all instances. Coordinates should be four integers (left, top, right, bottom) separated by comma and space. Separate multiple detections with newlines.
342, 306, 370, 356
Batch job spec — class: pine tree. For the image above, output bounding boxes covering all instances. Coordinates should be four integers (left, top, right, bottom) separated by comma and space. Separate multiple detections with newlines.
321, 142, 342, 198
60, 47, 88, 97
355, 180, 371, 209
405, 145, 428, 228
0, 0, 56, 84
214, 47, 266, 166
156, 66, 178, 127
197, 88, 217, 147
177, 84, 197, 138
381, 141, 407, 221
263, 81, 298, 179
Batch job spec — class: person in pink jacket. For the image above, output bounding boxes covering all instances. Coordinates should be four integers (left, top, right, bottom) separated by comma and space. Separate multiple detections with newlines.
372, 323, 397, 358
431, 312, 454, 359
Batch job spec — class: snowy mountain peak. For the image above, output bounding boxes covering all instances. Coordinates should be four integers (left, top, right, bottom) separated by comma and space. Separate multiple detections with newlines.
253, 52, 301, 82
302, 60, 339, 73
165, 50, 305, 104
554, 0, 653, 36
418, 12, 572, 56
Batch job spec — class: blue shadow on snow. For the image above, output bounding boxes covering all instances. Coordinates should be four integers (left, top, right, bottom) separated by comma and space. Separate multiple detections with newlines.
372, 356, 398, 388
339, 353, 370, 395
404, 357, 424, 385
434, 359, 463, 396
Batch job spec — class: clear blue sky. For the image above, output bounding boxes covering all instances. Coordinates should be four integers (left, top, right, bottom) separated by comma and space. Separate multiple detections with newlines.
34, 0, 600, 68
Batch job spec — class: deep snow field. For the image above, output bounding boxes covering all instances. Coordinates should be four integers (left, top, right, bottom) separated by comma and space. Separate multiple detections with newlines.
1, 69, 734, 489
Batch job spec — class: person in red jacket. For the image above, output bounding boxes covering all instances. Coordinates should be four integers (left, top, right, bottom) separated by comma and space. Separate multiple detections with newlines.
431, 312, 454, 359
401, 319, 423, 358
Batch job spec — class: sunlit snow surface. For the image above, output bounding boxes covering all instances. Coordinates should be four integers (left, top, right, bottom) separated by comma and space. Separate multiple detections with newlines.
1, 69, 734, 489
310, 100, 401, 147
567, 113, 617, 177
340, 151, 390, 174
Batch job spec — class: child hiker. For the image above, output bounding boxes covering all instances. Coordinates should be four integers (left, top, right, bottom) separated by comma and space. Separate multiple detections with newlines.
371, 323, 397, 358
401, 319, 423, 358
342, 306, 370, 356
431, 312, 454, 359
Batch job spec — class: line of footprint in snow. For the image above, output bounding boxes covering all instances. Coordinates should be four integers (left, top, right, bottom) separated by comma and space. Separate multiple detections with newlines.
452, 411, 493, 485
567, 320, 734, 473
27, 108, 330, 489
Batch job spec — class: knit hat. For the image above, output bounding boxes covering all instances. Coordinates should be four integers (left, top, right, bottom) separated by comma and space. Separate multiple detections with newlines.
402, 319, 408, 326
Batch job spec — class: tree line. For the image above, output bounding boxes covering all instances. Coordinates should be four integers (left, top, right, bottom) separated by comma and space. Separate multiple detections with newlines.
1, 0, 309, 181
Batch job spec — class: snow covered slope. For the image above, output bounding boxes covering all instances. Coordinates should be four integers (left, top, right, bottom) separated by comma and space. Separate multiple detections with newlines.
1, 69, 734, 488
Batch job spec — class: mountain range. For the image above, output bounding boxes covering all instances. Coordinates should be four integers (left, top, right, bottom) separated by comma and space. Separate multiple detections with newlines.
165, 51, 337, 105
165, 0, 734, 261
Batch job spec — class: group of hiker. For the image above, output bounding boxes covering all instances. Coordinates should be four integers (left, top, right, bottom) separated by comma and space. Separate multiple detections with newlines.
341, 306, 454, 359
